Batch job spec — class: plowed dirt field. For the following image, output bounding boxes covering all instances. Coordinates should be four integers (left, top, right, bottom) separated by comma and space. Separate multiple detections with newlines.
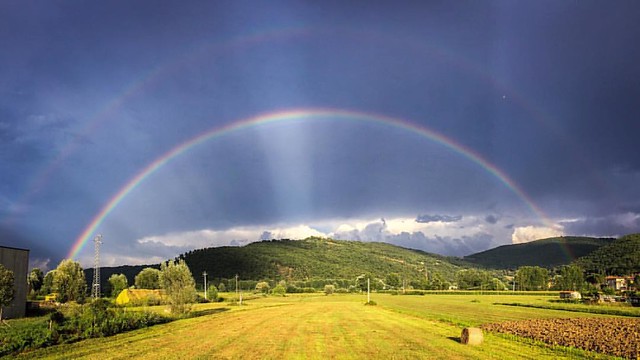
483, 318, 640, 359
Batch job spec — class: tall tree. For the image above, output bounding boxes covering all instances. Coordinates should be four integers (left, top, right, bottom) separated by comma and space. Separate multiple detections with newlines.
41, 270, 56, 295
555, 265, 584, 291
455, 269, 493, 290
385, 273, 401, 289
108, 274, 128, 298
0, 264, 15, 322
134, 268, 161, 289
160, 259, 196, 314
515, 266, 549, 291
52, 260, 87, 303
27, 268, 44, 295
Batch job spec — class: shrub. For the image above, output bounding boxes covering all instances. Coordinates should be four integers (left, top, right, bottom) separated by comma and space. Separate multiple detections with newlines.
324, 285, 335, 295
271, 285, 286, 296
602, 287, 616, 295
207, 285, 219, 301
255, 282, 270, 294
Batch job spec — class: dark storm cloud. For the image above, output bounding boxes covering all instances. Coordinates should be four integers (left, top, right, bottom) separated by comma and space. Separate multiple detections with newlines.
559, 213, 640, 237
0, 224, 63, 270
332, 218, 493, 256
416, 214, 462, 224
1, 1, 639, 265
484, 1, 640, 207
384, 232, 494, 257
484, 215, 499, 224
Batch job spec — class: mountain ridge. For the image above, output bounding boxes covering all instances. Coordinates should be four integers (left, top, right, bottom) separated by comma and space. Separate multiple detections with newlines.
463, 236, 615, 269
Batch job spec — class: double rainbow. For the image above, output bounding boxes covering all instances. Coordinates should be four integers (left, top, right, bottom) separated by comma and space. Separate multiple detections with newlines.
68, 108, 553, 259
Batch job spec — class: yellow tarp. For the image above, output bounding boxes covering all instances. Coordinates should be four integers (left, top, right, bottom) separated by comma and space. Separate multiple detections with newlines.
115, 289, 166, 305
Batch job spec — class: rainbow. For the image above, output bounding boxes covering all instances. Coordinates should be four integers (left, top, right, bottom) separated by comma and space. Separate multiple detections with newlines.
68, 108, 554, 259
10, 27, 595, 233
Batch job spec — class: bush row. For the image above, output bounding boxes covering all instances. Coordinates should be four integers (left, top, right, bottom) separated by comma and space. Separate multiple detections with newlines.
0, 300, 170, 356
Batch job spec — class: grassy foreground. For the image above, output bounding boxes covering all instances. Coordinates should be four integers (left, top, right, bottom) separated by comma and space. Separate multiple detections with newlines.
12, 294, 620, 359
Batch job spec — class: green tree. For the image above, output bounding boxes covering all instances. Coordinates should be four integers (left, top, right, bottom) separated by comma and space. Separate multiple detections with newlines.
555, 265, 584, 291
206, 284, 219, 301
455, 269, 493, 290
429, 273, 450, 290
218, 282, 226, 292
41, 270, 56, 295
385, 273, 401, 289
27, 268, 44, 296
0, 264, 15, 322
255, 281, 270, 294
160, 259, 196, 314
489, 278, 507, 291
515, 266, 549, 291
272, 284, 286, 296
134, 268, 161, 289
271, 280, 287, 296
108, 274, 128, 298
52, 260, 87, 303
585, 272, 606, 289
355, 273, 378, 292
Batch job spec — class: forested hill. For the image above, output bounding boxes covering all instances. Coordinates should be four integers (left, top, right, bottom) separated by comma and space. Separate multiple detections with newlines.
463, 236, 615, 269
179, 237, 463, 283
576, 233, 640, 275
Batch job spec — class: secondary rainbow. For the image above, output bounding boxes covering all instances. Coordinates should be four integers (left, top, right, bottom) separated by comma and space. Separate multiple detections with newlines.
68, 108, 554, 259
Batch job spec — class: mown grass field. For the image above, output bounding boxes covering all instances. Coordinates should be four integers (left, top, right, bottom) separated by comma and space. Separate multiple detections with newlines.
10, 293, 625, 359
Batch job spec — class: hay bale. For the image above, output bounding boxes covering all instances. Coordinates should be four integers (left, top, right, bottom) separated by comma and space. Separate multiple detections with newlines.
461, 327, 483, 345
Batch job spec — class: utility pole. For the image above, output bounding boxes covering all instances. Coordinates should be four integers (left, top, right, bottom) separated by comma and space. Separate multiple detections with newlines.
235, 274, 239, 298
367, 277, 370, 303
92, 234, 103, 299
203, 271, 208, 300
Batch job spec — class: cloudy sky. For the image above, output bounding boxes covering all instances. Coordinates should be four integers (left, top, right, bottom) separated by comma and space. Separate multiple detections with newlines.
1, 1, 639, 270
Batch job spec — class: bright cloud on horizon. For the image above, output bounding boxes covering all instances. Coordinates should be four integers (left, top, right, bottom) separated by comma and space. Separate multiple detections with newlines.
511, 225, 564, 244
71, 213, 565, 267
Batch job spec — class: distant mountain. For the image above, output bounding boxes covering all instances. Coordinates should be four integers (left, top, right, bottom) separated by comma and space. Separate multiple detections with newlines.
179, 237, 463, 283
575, 233, 640, 275
463, 236, 615, 269
87, 238, 466, 294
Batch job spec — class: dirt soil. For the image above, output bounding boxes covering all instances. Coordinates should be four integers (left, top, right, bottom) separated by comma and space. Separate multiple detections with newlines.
482, 317, 639, 359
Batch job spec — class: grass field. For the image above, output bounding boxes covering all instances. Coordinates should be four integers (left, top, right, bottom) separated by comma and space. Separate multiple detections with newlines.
10, 293, 624, 359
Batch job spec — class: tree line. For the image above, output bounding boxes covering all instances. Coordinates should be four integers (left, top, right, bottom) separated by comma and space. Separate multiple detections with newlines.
25, 258, 198, 315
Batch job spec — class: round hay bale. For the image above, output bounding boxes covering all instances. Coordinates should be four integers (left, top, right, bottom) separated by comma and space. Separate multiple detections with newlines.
460, 327, 483, 345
